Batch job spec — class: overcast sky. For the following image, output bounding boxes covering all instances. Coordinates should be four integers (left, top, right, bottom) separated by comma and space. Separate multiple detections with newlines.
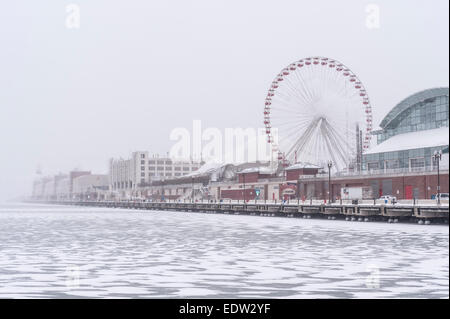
0, 0, 448, 200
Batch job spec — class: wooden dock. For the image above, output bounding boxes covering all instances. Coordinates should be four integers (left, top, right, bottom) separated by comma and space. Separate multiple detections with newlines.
42, 200, 450, 225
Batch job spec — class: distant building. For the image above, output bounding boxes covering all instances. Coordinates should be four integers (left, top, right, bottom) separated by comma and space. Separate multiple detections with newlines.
147, 154, 201, 180
109, 151, 202, 198
32, 176, 52, 199
72, 174, 109, 200
364, 87, 449, 172
32, 170, 94, 200
70, 171, 91, 194
109, 152, 140, 193
55, 174, 70, 200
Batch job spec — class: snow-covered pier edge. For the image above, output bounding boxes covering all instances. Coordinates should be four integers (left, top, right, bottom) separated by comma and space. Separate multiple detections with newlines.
29, 200, 449, 225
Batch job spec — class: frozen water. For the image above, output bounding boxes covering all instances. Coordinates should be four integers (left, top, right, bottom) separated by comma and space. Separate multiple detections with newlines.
0, 203, 447, 298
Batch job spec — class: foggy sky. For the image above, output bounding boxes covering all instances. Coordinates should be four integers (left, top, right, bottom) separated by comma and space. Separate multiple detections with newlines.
0, 0, 448, 201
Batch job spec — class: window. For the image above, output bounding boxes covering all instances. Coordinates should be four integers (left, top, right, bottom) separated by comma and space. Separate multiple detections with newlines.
183, 167, 189, 171
141, 160, 145, 164
385, 160, 399, 170
379, 94, 448, 141
410, 157, 425, 171
367, 162, 379, 170
141, 154, 145, 159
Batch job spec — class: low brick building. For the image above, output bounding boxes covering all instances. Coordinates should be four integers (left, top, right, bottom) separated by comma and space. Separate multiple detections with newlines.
298, 170, 449, 200
216, 165, 449, 201
285, 162, 321, 181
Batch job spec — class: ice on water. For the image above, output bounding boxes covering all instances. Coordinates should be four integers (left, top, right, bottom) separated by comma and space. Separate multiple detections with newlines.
0, 203, 447, 298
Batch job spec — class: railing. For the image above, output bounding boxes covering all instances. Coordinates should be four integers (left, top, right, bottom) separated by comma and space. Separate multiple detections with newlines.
334, 166, 448, 177
65, 197, 448, 207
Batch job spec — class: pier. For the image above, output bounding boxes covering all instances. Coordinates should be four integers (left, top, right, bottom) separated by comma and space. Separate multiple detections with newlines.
42, 200, 449, 225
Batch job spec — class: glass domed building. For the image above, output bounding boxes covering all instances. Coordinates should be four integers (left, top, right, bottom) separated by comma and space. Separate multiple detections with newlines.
363, 87, 449, 172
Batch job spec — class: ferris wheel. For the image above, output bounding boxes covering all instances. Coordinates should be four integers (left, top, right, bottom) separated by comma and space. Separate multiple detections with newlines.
264, 57, 373, 172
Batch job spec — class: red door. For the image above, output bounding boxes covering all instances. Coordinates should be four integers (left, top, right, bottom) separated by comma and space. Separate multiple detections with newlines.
404, 185, 413, 199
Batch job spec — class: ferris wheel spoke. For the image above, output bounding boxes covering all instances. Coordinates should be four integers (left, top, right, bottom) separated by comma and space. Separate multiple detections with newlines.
276, 116, 317, 134
308, 125, 321, 164
276, 124, 315, 148
271, 113, 315, 124
292, 69, 316, 103
285, 74, 315, 106
274, 87, 310, 105
275, 127, 312, 143
326, 117, 358, 141
271, 104, 313, 118
324, 120, 353, 165
320, 123, 341, 171
271, 114, 315, 128
272, 93, 313, 113
322, 124, 349, 170
271, 116, 314, 128
329, 127, 352, 168
287, 118, 321, 159
280, 83, 313, 110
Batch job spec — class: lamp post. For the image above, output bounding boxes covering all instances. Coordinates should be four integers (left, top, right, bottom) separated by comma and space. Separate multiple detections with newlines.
327, 161, 333, 204
191, 177, 194, 203
242, 172, 246, 203
433, 150, 442, 204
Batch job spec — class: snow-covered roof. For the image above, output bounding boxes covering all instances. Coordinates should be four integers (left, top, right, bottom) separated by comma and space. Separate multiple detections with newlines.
364, 126, 449, 155
240, 166, 275, 174
285, 162, 322, 170
176, 162, 227, 179
371, 126, 383, 134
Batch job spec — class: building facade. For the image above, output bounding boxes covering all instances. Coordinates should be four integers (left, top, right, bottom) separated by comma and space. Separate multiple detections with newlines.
147, 154, 201, 180
109, 151, 202, 198
109, 151, 144, 193
363, 87, 449, 172
298, 169, 449, 200
72, 174, 109, 200
32, 170, 94, 200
